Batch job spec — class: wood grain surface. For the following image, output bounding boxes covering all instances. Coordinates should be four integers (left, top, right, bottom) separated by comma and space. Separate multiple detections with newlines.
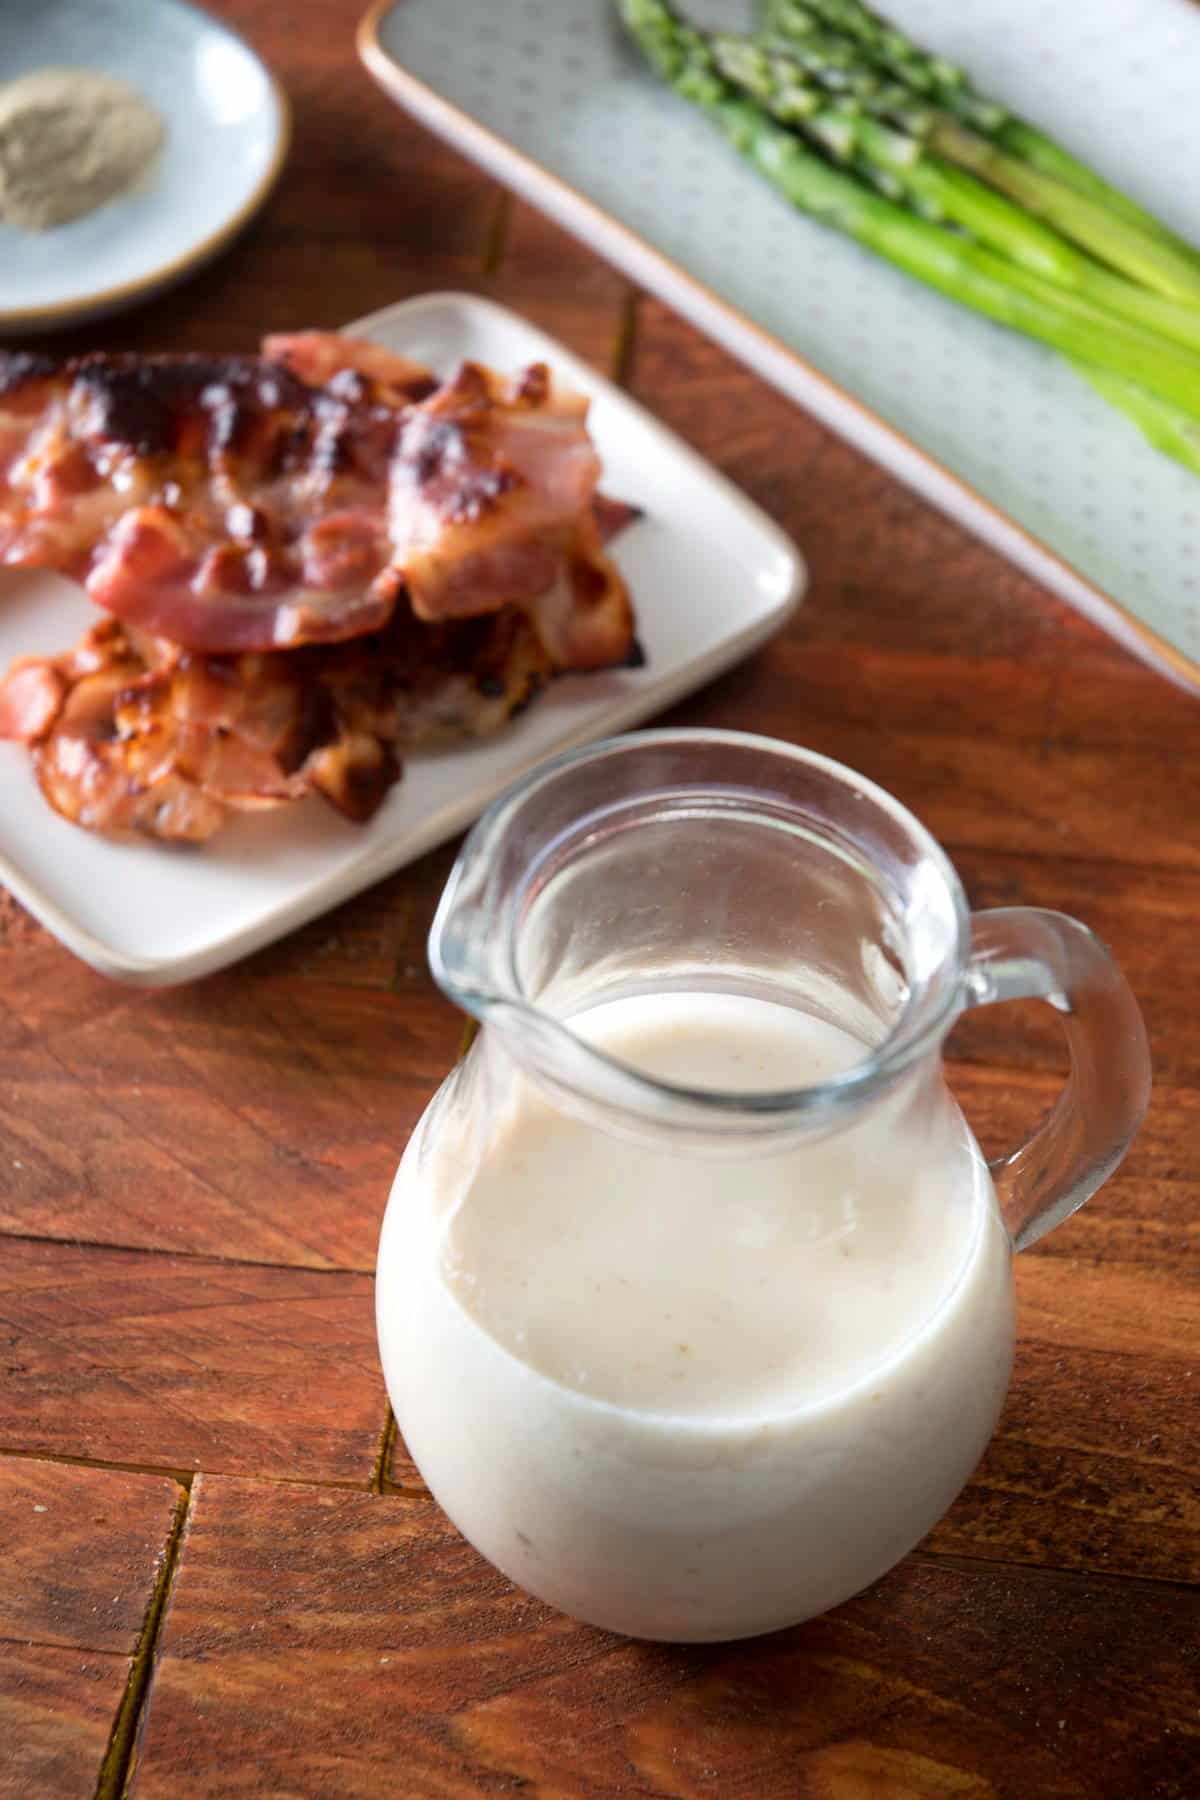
0, 1458, 180, 1653
0, 1458, 182, 1799
0, 1647, 133, 1800
1, 0, 1197, 1793
130, 1476, 1199, 1799
0, 1238, 384, 1482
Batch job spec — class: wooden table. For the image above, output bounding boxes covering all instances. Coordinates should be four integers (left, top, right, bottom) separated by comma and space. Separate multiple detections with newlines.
3, 3, 1198, 1793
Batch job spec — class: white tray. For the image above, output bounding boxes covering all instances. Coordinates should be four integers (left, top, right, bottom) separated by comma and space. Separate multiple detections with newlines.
0, 293, 803, 984
361, 0, 1200, 692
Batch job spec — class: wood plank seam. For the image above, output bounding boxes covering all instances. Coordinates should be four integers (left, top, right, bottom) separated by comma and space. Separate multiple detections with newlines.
378, 1446, 433, 1500
370, 1408, 399, 1496
45, 1437, 1143, 1577
0, 1227, 366, 1273
0, 1444, 381, 1494
0, 1636, 129, 1659
116, 1465, 1200, 1601
969, 842, 1200, 883
977, 1429, 1197, 1479
94, 1475, 192, 1800
480, 189, 512, 276
917, 1546, 1198, 1597
0, 1227, 380, 1276
922, 831, 1194, 881
0, 1445, 202, 1485
361, 1493, 1200, 1597
612, 286, 640, 389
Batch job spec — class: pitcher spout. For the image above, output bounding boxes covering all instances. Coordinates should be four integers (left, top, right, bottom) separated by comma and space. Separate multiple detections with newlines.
426, 729, 970, 1152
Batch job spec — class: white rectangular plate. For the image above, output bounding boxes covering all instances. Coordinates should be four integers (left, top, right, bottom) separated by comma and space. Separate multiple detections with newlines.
361, 0, 1200, 690
0, 292, 803, 984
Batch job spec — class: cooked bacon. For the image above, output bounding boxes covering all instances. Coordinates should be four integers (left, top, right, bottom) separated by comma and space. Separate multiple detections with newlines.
0, 658, 64, 740
0, 346, 410, 651
390, 360, 602, 622
35, 673, 231, 842
0, 336, 634, 661
0, 332, 643, 841
7, 620, 229, 840
0, 599, 569, 841
592, 493, 642, 544
262, 332, 437, 404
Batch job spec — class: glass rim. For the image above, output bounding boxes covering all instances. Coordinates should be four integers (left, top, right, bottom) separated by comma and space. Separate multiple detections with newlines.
429, 727, 972, 1125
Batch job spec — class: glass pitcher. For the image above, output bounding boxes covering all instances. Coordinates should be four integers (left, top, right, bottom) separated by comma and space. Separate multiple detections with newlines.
376, 730, 1149, 1643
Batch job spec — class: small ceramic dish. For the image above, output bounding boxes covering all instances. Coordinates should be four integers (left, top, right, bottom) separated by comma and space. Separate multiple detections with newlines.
0, 0, 289, 332
0, 291, 804, 985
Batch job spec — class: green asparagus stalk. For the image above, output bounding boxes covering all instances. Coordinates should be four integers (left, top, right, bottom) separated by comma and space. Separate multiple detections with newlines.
763, 0, 1196, 254
616, 0, 1200, 422
766, 0, 1006, 131
746, 16, 1200, 302
1072, 363, 1200, 475
927, 116, 1200, 303
710, 36, 1200, 353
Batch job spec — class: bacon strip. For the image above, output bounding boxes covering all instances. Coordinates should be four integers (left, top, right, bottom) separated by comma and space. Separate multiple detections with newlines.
262, 332, 437, 404
0, 602, 569, 841
0, 336, 635, 663
1, 345, 414, 651
0, 332, 643, 841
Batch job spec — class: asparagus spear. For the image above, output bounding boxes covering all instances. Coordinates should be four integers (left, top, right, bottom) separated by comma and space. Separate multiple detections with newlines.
1073, 363, 1200, 475
616, 0, 1200, 422
765, 0, 1006, 132
746, 15, 1200, 302
763, 0, 1195, 253
928, 116, 1200, 303
710, 36, 1200, 353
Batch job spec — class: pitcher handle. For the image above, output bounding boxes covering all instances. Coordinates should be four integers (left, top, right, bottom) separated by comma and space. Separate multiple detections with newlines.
961, 908, 1150, 1251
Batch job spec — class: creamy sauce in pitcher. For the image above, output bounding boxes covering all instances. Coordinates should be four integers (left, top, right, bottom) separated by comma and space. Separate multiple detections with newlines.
377, 991, 1015, 1641
443, 992, 982, 1420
